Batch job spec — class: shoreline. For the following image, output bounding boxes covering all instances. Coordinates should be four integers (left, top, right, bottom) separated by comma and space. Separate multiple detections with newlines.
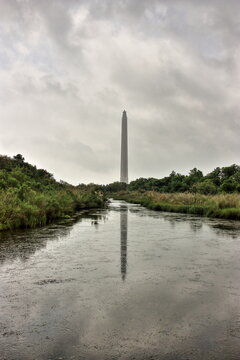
0, 197, 107, 232
111, 192, 240, 221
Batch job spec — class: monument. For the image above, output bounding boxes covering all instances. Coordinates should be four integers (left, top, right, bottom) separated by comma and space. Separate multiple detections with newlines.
120, 110, 128, 183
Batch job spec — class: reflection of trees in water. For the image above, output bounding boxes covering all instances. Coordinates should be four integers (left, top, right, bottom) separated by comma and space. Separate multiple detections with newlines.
120, 206, 128, 281
90, 211, 108, 228
190, 221, 203, 233
0, 212, 105, 265
161, 214, 204, 233
0, 226, 71, 264
210, 222, 240, 239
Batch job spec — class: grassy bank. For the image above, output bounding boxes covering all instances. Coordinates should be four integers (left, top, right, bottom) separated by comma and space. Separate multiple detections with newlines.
112, 191, 240, 220
0, 155, 106, 231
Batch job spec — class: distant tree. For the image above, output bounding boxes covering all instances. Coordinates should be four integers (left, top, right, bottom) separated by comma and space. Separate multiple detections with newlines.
37, 168, 53, 179
105, 181, 127, 192
186, 168, 203, 186
221, 164, 240, 180
220, 178, 237, 193
169, 173, 187, 192
205, 167, 221, 186
189, 168, 203, 179
13, 154, 25, 163
232, 170, 240, 183
169, 171, 176, 177
60, 180, 71, 186
129, 178, 147, 191
192, 181, 218, 195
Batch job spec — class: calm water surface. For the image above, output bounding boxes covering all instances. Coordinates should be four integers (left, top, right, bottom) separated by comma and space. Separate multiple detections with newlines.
0, 200, 240, 360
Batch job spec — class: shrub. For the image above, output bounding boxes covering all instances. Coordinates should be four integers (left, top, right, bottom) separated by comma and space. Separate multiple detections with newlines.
191, 181, 218, 195
0, 155, 106, 230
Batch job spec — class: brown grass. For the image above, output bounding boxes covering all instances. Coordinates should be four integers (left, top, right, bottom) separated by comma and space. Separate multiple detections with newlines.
146, 191, 240, 208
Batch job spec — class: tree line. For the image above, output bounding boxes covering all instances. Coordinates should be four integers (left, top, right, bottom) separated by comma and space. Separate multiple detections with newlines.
79, 164, 240, 195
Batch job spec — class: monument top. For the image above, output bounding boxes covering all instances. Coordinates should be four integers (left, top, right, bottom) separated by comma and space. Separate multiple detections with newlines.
122, 110, 127, 121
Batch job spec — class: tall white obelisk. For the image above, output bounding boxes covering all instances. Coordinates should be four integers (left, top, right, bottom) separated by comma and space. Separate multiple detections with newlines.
120, 110, 128, 183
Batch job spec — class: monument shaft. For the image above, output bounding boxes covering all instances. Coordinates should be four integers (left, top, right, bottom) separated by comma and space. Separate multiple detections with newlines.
120, 110, 128, 183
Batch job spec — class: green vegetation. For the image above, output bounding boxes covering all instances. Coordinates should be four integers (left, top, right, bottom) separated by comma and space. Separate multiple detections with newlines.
111, 191, 240, 220
0, 154, 106, 231
3, 156, 240, 228
99, 164, 240, 220
101, 164, 240, 195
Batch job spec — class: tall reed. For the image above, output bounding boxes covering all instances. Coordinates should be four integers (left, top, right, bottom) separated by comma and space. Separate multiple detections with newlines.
112, 191, 240, 220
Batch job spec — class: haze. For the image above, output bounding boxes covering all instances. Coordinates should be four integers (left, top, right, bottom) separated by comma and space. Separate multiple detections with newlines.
0, 0, 239, 184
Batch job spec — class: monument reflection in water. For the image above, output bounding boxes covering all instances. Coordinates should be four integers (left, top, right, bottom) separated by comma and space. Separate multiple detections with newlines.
120, 205, 128, 281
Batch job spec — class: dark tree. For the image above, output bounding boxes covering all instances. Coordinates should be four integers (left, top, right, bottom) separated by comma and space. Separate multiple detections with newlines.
13, 154, 25, 163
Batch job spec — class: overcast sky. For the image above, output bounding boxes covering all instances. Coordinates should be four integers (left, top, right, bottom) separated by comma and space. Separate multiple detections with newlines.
0, 0, 240, 184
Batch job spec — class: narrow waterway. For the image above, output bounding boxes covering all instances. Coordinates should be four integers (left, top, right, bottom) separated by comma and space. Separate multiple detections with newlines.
1, 200, 240, 360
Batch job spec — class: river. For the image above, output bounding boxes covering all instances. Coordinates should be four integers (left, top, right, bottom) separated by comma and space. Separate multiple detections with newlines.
0, 200, 240, 360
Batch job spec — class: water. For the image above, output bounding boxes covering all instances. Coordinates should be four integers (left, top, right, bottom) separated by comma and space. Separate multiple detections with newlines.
0, 200, 240, 360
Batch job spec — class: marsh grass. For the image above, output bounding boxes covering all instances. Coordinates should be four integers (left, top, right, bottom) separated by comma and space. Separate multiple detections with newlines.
113, 191, 240, 220
0, 188, 105, 231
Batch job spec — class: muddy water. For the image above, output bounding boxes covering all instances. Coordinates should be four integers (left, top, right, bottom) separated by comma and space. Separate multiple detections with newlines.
1, 200, 240, 360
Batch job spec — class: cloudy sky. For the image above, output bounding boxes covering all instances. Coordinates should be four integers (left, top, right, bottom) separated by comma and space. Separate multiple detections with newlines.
0, 0, 240, 184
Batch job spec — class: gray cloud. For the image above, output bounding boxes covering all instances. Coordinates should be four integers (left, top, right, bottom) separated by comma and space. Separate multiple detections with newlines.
0, 0, 240, 184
